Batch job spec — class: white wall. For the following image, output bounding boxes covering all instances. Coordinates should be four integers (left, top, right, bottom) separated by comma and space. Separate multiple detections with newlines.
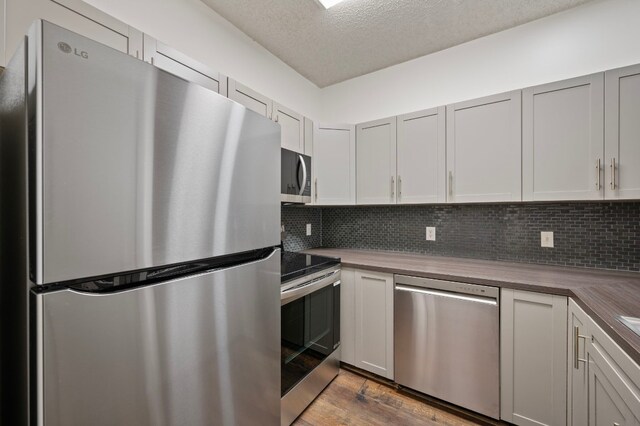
84, 0, 322, 119
320, 0, 640, 124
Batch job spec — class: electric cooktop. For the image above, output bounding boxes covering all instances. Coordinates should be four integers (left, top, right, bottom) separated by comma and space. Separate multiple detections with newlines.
280, 251, 340, 284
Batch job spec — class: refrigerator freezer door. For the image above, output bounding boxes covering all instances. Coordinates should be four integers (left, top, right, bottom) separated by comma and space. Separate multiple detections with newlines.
35, 249, 280, 426
35, 22, 280, 284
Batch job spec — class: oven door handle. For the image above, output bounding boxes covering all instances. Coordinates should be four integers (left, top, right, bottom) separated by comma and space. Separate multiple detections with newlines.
281, 270, 340, 305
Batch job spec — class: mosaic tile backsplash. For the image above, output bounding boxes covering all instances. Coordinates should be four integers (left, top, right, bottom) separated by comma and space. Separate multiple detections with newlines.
281, 206, 323, 252
282, 202, 640, 272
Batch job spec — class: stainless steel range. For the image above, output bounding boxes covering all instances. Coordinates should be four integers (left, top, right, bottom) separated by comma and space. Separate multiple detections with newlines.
280, 252, 341, 426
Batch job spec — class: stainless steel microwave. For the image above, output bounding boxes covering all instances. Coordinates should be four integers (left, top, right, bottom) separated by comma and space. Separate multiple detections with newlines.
281, 148, 311, 204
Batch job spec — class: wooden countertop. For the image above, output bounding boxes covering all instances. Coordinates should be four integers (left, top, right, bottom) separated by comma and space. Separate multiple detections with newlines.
304, 248, 640, 365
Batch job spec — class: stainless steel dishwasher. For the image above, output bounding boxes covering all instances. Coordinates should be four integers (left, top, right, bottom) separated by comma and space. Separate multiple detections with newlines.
394, 275, 500, 419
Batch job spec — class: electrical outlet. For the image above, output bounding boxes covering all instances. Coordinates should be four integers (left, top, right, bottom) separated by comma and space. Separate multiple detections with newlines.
306, 224, 312, 236
541, 231, 554, 248
426, 227, 436, 241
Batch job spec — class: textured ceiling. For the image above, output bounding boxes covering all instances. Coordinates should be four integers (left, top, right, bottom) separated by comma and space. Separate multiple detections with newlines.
201, 0, 593, 88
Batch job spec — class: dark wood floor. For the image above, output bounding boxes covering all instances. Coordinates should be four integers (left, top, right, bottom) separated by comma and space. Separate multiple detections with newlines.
293, 369, 482, 426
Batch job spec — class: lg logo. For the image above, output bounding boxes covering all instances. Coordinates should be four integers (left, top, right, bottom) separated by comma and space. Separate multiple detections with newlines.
58, 41, 89, 59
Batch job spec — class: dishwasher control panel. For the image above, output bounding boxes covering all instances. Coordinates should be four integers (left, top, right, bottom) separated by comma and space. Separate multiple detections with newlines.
394, 275, 500, 300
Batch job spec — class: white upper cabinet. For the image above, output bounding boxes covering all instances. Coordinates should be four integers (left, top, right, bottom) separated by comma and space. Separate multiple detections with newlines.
143, 35, 227, 96
313, 124, 356, 205
446, 91, 522, 203
274, 103, 304, 153
4, 0, 142, 65
523, 73, 605, 201
397, 107, 446, 204
304, 117, 313, 156
356, 117, 397, 205
605, 64, 640, 200
228, 78, 273, 118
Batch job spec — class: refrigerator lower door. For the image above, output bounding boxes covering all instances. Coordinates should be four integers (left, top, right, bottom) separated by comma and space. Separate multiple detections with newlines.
34, 250, 280, 426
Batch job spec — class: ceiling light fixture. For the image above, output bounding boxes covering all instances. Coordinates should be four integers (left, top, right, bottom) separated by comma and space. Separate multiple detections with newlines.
317, 0, 346, 9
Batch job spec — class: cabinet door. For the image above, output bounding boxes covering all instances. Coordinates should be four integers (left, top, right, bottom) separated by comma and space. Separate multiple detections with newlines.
605, 64, 640, 200
588, 349, 640, 426
587, 306, 640, 426
356, 117, 397, 205
568, 299, 590, 426
397, 107, 446, 204
228, 78, 273, 118
523, 74, 604, 201
5, 0, 142, 65
274, 103, 304, 153
339, 268, 356, 366
143, 35, 226, 95
354, 270, 394, 379
446, 91, 522, 203
313, 124, 356, 205
501, 289, 567, 426
304, 117, 313, 157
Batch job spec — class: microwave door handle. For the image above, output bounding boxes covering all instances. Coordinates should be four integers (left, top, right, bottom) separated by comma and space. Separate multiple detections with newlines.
298, 155, 307, 196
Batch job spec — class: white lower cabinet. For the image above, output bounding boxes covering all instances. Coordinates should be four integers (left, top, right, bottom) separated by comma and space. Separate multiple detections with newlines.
355, 269, 394, 379
340, 268, 393, 380
339, 268, 356, 366
501, 289, 568, 426
568, 299, 640, 426
568, 299, 590, 426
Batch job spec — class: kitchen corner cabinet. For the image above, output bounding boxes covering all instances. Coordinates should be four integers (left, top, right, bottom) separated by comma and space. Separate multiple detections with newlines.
5, 0, 143, 65
274, 103, 304, 153
523, 73, 605, 201
501, 289, 567, 426
356, 117, 397, 205
568, 299, 590, 426
446, 91, 522, 203
354, 270, 394, 379
143, 35, 227, 96
312, 124, 356, 205
605, 64, 640, 200
397, 107, 446, 204
228, 78, 273, 118
568, 299, 640, 426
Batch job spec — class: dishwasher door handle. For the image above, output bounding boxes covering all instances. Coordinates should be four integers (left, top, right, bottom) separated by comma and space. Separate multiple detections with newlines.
395, 285, 498, 306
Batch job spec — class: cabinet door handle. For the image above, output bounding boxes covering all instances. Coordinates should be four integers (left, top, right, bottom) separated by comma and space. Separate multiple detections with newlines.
610, 158, 616, 190
391, 176, 395, 199
314, 178, 318, 201
448, 171, 453, 198
595, 159, 601, 190
275, 115, 279, 123
574, 326, 588, 369
398, 175, 402, 199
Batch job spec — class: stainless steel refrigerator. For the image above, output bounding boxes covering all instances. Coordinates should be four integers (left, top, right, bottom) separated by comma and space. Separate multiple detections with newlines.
0, 20, 281, 425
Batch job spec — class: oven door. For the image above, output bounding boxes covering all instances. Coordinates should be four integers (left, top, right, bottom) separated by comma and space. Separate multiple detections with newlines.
281, 269, 340, 397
